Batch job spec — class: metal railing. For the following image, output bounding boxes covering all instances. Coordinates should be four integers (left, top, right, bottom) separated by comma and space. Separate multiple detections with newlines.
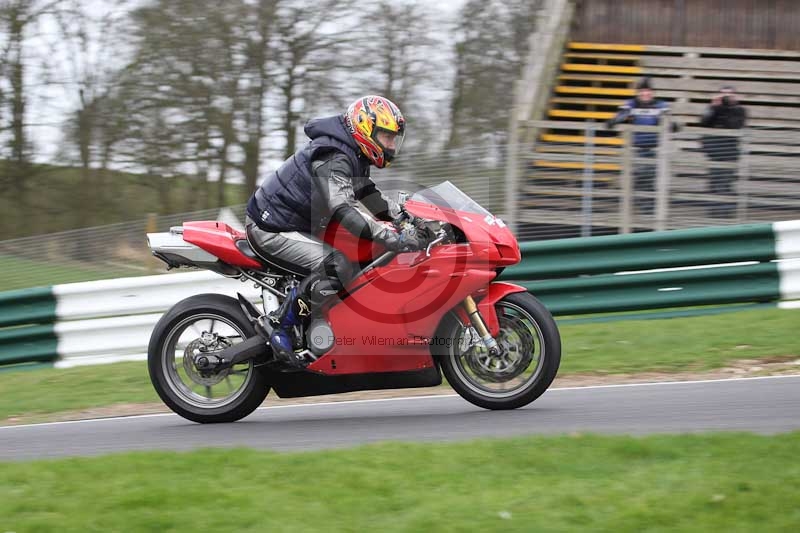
0, 125, 798, 291
516, 120, 800, 240
0, 206, 247, 291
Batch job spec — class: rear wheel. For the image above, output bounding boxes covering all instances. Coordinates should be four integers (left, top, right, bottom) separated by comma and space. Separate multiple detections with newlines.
438, 292, 561, 410
147, 294, 270, 423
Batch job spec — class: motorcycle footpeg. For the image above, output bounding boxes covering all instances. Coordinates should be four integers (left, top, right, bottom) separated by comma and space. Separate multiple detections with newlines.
277, 351, 307, 370
269, 348, 316, 371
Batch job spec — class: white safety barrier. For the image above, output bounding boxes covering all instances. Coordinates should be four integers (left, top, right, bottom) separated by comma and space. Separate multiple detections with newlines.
779, 259, 800, 302
53, 271, 264, 368
54, 270, 262, 321
775, 220, 800, 260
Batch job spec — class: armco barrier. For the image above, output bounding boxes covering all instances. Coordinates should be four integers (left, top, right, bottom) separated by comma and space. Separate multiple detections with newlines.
497, 222, 799, 315
0, 286, 57, 328
0, 271, 262, 367
0, 324, 57, 366
0, 220, 798, 368
506, 223, 780, 279
514, 262, 780, 315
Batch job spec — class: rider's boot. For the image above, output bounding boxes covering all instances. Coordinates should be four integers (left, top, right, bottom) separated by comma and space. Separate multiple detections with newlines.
269, 286, 308, 368
269, 274, 344, 368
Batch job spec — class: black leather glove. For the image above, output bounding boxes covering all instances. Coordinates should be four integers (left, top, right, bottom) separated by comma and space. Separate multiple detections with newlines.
383, 228, 423, 252
401, 231, 423, 252
392, 208, 417, 229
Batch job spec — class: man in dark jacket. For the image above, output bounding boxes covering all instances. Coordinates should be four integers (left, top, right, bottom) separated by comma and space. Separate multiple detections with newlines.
245, 95, 420, 367
606, 77, 671, 215
700, 86, 747, 218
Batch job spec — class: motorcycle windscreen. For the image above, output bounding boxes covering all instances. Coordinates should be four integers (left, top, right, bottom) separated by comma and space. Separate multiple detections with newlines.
409, 181, 491, 216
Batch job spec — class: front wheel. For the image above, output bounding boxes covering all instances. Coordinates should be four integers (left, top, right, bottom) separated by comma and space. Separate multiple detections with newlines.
147, 294, 271, 423
437, 292, 561, 410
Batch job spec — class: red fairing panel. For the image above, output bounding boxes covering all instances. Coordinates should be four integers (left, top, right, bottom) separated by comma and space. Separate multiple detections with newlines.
182, 221, 262, 269
404, 200, 521, 266
443, 282, 528, 336
307, 248, 497, 375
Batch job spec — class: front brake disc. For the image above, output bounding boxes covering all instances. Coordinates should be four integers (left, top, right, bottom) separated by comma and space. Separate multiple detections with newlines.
463, 316, 534, 382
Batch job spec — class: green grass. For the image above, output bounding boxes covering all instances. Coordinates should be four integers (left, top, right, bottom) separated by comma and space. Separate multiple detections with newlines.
1, 433, 799, 531
0, 255, 144, 291
1, 308, 797, 422
0, 361, 159, 420
558, 307, 800, 374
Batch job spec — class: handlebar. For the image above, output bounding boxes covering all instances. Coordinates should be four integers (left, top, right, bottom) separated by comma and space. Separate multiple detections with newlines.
425, 230, 447, 257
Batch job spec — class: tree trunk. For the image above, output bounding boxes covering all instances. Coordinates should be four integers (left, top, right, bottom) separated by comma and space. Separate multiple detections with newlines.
157, 170, 172, 215
76, 94, 94, 228
282, 68, 296, 159
241, 1, 274, 202
9, 8, 28, 202
99, 136, 114, 210
217, 134, 230, 208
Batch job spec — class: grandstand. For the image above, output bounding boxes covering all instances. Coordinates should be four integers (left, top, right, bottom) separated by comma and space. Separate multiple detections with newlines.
508, 0, 800, 239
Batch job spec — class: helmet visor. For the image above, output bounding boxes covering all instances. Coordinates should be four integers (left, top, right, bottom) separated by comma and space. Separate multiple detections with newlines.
375, 127, 405, 162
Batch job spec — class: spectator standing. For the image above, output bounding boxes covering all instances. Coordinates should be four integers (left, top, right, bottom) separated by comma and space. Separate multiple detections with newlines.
700, 86, 747, 218
606, 77, 671, 215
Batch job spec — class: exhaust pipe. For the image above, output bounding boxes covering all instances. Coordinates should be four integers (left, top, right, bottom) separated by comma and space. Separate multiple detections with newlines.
237, 292, 271, 337
238, 293, 262, 323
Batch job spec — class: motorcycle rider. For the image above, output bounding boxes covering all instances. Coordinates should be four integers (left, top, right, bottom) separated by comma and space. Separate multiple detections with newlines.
245, 95, 422, 367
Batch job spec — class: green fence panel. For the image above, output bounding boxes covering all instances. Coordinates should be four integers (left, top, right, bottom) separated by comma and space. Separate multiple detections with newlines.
504, 223, 776, 279
0, 339, 59, 365
522, 263, 781, 315
0, 324, 54, 343
0, 286, 57, 327
0, 324, 58, 365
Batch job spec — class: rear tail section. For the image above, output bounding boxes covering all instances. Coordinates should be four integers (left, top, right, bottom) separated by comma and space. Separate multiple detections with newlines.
147, 222, 260, 275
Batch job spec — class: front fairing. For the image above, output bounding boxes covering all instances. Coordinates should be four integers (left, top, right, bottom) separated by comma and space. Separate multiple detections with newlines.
404, 184, 520, 267
322, 181, 520, 267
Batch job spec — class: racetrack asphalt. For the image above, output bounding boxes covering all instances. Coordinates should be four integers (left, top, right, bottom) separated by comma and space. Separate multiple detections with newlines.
1, 375, 798, 461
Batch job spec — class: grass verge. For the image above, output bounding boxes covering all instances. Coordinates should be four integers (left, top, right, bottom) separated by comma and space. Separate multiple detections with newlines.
2, 433, 799, 531
557, 307, 799, 374
0, 255, 143, 291
0, 308, 797, 421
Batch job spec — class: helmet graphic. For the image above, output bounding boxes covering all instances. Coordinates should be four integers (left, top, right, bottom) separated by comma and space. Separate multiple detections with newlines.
344, 95, 405, 168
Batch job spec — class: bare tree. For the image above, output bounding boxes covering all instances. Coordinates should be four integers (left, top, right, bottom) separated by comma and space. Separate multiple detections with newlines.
237, 0, 277, 201
268, 0, 362, 159
448, 0, 542, 149
48, 0, 133, 225
0, 0, 64, 236
364, 0, 448, 153
0, 1, 61, 192
115, 0, 257, 211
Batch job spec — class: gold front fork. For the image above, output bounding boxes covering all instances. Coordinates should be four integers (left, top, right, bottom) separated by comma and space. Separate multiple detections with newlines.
462, 296, 500, 355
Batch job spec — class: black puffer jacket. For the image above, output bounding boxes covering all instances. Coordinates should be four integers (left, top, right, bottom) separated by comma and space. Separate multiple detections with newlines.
700, 103, 747, 162
246, 115, 399, 241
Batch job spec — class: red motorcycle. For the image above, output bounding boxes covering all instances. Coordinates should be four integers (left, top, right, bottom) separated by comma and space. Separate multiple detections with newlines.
146, 182, 561, 423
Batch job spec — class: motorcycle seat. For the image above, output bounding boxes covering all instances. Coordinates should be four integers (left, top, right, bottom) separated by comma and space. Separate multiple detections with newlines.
236, 237, 310, 277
